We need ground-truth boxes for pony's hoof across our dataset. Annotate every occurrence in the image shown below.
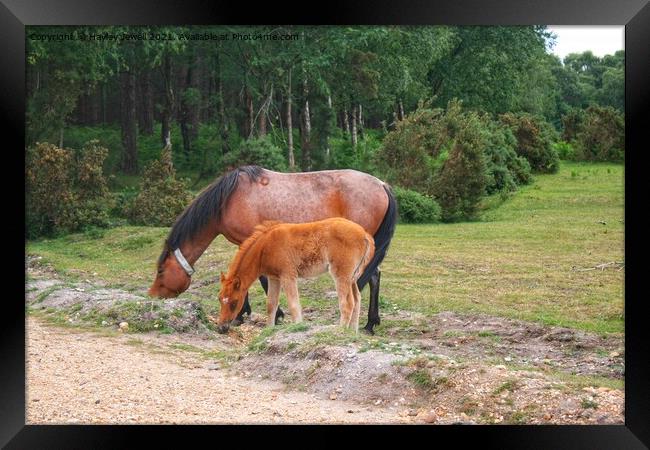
[362,324,376,335]
[274,309,285,325]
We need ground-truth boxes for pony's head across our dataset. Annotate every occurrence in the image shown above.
[148,245,192,299]
[216,272,246,333]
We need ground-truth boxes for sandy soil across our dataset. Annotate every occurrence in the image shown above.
[26,317,419,424]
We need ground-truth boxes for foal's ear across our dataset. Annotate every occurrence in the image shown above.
[233,277,241,290]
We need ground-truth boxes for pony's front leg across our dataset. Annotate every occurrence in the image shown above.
[282,278,303,323]
[266,277,281,327]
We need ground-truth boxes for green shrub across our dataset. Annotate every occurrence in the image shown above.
[431,110,490,221]
[378,100,492,220]
[128,145,194,226]
[573,106,624,162]
[499,113,559,173]
[553,141,576,161]
[375,102,448,193]
[561,108,586,143]
[482,119,532,194]
[393,187,441,223]
[221,136,287,171]
[26,140,113,238]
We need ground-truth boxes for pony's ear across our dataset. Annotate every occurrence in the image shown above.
[233,277,241,290]
[220,272,225,283]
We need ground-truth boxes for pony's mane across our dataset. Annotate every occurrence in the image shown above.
[226,220,283,276]
[157,165,264,268]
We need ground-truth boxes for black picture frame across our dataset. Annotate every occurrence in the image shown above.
[3,0,648,448]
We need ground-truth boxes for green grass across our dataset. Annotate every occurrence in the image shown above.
[27,161,624,336]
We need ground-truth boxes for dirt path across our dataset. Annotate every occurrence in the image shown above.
[25,266,625,425]
[26,317,418,424]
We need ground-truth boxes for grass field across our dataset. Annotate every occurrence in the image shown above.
[27,161,624,335]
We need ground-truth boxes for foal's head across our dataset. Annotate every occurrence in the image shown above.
[216,272,246,333]
[148,246,192,299]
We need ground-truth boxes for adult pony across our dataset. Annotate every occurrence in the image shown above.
[148,165,397,334]
[216,218,375,334]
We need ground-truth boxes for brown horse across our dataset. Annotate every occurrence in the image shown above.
[216,218,375,334]
[148,165,397,334]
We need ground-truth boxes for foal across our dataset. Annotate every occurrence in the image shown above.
[216,218,375,334]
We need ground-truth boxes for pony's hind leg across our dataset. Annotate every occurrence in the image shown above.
[266,277,281,327]
[282,278,303,323]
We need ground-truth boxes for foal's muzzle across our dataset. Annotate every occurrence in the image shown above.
[217,323,230,334]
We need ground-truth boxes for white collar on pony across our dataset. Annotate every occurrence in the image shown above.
[174,248,195,276]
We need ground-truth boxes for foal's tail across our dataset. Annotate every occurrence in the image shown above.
[356,184,398,289]
[353,235,375,282]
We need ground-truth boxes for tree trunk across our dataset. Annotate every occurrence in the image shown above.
[258,88,267,138]
[343,108,350,135]
[179,52,200,156]
[398,99,405,121]
[287,68,295,169]
[216,53,228,155]
[187,52,201,143]
[161,53,174,148]
[300,72,311,171]
[245,87,254,139]
[358,103,364,140]
[120,70,138,174]
[138,70,154,135]
[351,104,358,148]
[325,95,332,163]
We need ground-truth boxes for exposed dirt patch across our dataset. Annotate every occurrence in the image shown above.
[397,310,624,379]
[25,266,624,424]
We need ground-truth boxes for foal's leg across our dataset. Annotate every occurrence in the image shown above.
[266,277,281,327]
[351,282,362,333]
[260,276,285,324]
[335,280,355,328]
[282,278,303,323]
[234,276,285,326]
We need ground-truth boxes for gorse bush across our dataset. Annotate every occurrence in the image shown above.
[393,187,441,223]
[128,145,194,226]
[26,140,113,238]
[482,118,532,194]
[571,106,624,162]
[221,136,288,172]
[498,112,559,173]
[377,99,530,221]
[376,102,448,193]
[431,108,490,221]
[561,108,586,143]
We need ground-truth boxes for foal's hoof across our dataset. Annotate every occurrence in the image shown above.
[362,324,376,335]
[231,317,244,327]
[274,309,285,325]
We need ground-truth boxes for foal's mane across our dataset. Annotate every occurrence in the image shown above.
[157,165,264,268]
[227,220,283,276]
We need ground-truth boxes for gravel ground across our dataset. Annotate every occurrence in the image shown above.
[26,317,419,424]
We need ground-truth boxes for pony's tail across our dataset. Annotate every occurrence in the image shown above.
[357,184,397,289]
